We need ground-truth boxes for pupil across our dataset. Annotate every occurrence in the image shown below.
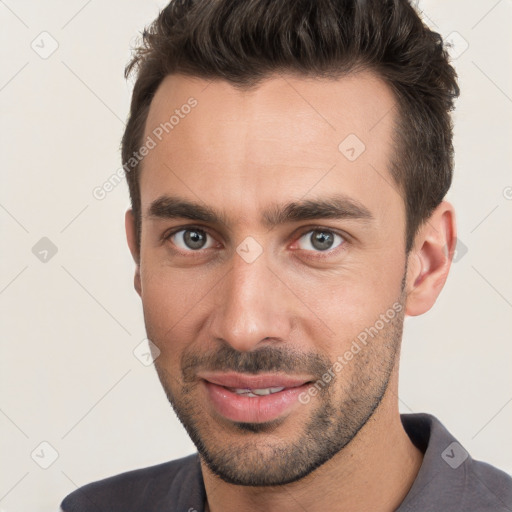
[184,230,206,249]
[312,231,333,251]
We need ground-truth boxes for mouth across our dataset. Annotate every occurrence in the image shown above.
[199,372,314,424]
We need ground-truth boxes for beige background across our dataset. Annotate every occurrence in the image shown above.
[1,1,511,510]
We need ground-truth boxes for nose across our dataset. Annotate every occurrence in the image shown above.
[209,249,294,352]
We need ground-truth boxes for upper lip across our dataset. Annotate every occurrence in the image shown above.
[199,372,312,389]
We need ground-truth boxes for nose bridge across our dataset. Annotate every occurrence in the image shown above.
[210,249,293,352]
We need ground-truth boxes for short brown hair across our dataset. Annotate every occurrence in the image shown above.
[122,0,459,252]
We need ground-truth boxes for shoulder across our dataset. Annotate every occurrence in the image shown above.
[60,453,203,512]
[465,457,512,511]
[400,413,512,511]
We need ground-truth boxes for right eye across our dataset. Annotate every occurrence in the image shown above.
[166,227,218,252]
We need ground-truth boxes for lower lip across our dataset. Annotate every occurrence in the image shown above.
[204,381,310,424]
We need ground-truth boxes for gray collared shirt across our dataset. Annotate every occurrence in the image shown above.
[61,413,512,511]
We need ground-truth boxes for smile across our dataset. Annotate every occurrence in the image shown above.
[199,372,313,423]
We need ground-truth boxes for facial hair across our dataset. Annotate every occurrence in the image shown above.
[151,287,406,487]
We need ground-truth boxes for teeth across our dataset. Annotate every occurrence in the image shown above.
[231,387,285,396]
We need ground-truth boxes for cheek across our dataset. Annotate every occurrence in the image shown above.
[289,260,404,356]
[139,262,217,354]
[139,268,184,350]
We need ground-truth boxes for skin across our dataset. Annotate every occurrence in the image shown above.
[126,71,457,512]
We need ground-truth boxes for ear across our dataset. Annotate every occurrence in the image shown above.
[125,209,142,297]
[404,200,457,316]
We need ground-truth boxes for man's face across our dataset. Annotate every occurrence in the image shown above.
[132,71,408,485]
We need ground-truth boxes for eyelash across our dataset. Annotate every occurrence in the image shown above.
[163,225,349,260]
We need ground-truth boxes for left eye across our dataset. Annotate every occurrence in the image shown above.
[169,228,217,251]
[296,229,344,252]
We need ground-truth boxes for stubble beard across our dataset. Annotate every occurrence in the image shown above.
[150,293,405,487]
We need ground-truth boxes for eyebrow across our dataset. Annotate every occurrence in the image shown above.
[147,194,374,228]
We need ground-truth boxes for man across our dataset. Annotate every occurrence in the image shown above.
[61,0,512,510]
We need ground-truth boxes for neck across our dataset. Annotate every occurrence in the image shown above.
[201,371,423,512]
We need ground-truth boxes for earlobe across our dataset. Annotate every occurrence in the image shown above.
[405,201,457,316]
[125,209,142,297]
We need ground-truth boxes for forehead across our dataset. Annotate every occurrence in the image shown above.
[140,71,400,228]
